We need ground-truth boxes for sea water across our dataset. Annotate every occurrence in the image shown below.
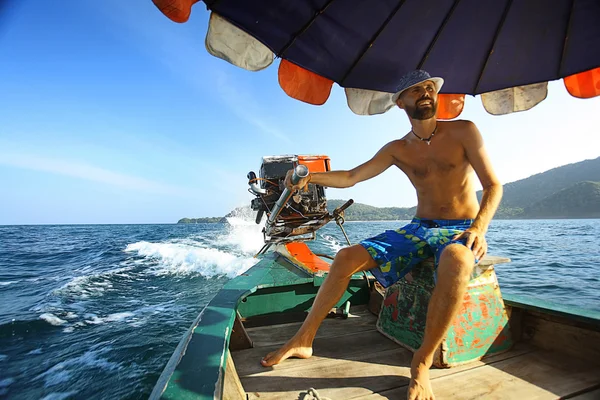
[1,217,599,399]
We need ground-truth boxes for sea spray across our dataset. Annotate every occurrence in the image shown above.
[125,208,263,277]
[220,206,265,255]
[124,241,257,277]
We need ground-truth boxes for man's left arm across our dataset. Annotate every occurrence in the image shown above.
[455,121,503,259]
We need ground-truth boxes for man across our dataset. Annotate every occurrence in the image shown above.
[261,70,503,400]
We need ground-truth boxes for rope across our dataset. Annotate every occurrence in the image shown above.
[299,388,332,400]
[334,214,371,289]
[248,177,279,187]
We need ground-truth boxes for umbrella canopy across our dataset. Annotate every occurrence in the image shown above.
[152,0,600,118]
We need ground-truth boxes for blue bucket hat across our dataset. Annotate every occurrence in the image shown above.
[392,70,444,103]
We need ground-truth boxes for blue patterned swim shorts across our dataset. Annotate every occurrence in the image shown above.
[359,217,476,288]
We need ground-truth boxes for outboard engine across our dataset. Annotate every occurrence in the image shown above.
[247,155,332,241]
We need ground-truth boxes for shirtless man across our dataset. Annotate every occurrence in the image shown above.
[261,70,503,400]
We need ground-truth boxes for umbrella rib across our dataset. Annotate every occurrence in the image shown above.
[558,0,576,77]
[473,0,513,94]
[416,0,461,71]
[339,0,408,86]
[277,0,337,58]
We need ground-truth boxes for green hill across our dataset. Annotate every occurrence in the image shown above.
[482,157,600,208]
[326,199,416,221]
[524,181,600,218]
[479,156,600,219]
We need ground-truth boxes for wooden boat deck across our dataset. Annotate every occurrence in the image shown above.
[232,307,600,400]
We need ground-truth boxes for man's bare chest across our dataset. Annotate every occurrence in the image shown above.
[392,142,467,181]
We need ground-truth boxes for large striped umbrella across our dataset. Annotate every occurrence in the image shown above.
[152,0,600,119]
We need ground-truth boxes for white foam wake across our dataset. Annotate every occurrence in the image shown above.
[124,241,257,278]
[320,233,345,253]
[216,206,265,254]
[83,312,135,325]
[38,344,120,390]
[51,265,133,300]
[39,313,67,326]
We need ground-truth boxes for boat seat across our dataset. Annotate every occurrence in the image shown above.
[376,255,514,368]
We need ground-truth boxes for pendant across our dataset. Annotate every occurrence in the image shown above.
[426,141,431,145]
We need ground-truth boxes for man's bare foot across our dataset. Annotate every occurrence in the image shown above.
[260,338,313,367]
[408,354,435,400]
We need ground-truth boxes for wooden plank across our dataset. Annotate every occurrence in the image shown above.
[357,350,600,400]
[244,348,411,400]
[504,294,600,327]
[368,282,385,316]
[244,308,376,348]
[242,345,533,400]
[523,314,600,366]
[229,312,253,351]
[479,255,511,266]
[223,352,246,400]
[569,387,600,399]
[233,330,401,377]
[237,324,532,400]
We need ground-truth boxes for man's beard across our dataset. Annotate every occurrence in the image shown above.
[406,100,437,120]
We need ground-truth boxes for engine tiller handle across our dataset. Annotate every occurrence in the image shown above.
[265,164,310,236]
[333,199,354,216]
[291,164,309,185]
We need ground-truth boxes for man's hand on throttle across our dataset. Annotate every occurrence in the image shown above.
[284,170,310,191]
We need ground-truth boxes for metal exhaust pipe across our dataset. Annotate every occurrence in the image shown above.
[265,164,309,236]
[247,171,267,195]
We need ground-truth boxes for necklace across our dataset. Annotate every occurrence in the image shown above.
[411,124,438,145]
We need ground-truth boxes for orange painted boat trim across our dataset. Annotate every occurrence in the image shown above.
[283,242,330,273]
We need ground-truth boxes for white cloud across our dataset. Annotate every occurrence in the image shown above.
[0,152,194,197]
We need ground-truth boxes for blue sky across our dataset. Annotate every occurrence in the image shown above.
[1,0,599,225]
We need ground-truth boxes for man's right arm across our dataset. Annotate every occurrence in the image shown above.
[287,142,397,190]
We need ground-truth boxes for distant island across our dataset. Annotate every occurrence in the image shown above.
[177,217,226,224]
[177,208,244,224]
[178,156,600,223]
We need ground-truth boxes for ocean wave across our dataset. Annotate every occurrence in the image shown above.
[83,312,135,325]
[124,241,258,278]
[56,275,112,299]
[40,313,68,326]
[38,345,121,389]
[32,299,179,334]
[52,266,133,300]
[43,369,71,387]
[0,318,61,339]
[0,378,15,397]
[0,378,14,387]
[40,391,78,400]
[1,309,140,338]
